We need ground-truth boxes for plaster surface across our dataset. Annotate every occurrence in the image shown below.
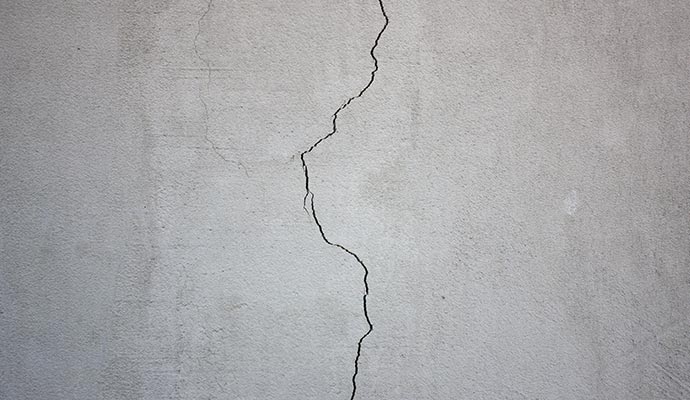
[2,1,690,399]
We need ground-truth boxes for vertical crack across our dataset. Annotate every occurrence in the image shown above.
[194,0,248,176]
[194,0,221,159]
[299,1,389,399]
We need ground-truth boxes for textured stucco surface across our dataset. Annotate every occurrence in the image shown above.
[2,1,690,399]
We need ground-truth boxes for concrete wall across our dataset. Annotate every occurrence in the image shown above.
[2,1,689,399]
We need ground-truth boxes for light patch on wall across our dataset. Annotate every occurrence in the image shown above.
[563,189,579,216]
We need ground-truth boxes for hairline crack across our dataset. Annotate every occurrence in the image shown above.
[194,0,249,176]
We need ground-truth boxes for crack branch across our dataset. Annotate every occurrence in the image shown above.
[299,1,389,399]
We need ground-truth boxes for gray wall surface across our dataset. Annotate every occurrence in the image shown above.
[2,1,690,399]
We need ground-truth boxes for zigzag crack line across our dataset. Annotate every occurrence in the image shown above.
[194,0,249,176]
[299,1,388,399]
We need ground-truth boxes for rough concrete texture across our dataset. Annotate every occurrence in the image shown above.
[2,0,690,399]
